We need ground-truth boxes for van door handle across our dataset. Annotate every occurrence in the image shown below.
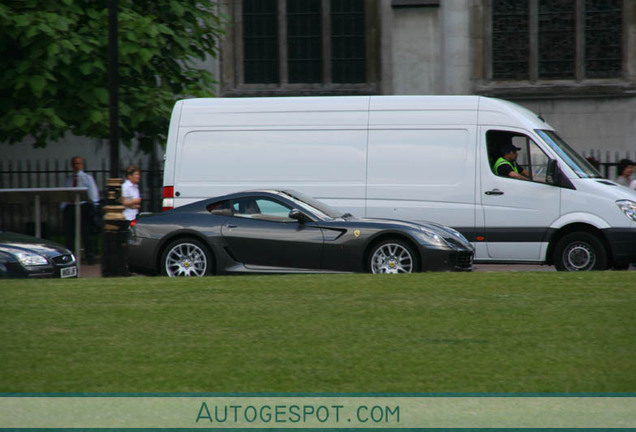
[485,189,504,196]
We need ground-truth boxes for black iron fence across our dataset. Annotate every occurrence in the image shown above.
[0,158,163,238]
[581,150,636,179]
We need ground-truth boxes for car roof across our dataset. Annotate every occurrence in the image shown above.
[171,190,293,213]
[208,189,292,202]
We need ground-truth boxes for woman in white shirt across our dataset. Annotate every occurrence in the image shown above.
[121,165,142,221]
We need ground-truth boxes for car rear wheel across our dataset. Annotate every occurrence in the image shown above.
[161,238,212,277]
[553,232,607,271]
[368,240,418,274]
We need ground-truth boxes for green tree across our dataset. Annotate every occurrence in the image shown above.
[0,0,224,152]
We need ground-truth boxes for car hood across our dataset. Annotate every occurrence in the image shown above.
[331,217,471,246]
[0,232,71,257]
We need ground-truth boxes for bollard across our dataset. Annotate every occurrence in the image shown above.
[101,177,129,277]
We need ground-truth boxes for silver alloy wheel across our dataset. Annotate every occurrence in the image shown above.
[370,242,414,274]
[562,241,596,271]
[164,242,208,277]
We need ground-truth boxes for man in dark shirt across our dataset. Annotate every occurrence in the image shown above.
[494,143,530,180]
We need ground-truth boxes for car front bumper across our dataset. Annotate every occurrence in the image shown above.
[421,249,474,272]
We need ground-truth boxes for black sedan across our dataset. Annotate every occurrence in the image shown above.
[126,190,473,276]
[0,231,78,278]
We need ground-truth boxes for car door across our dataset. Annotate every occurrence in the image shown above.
[220,197,324,269]
[479,128,561,260]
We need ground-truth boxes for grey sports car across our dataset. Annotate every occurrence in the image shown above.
[126,190,473,276]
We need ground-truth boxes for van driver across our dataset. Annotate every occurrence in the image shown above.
[494,143,530,180]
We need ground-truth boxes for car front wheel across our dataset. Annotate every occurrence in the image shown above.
[368,240,418,274]
[553,232,607,271]
[160,238,212,277]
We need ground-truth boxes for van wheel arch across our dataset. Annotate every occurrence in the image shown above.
[157,234,216,276]
[547,224,610,271]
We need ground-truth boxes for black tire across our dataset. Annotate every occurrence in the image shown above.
[368,239,419,274]
[160,238,213,277]
[553,232,608,271]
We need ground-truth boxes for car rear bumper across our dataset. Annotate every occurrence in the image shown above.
[126,237,161,275]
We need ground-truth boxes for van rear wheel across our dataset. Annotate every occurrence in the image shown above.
[553,232,607,271]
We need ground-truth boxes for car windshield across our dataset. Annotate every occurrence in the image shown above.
[535,129,602,179]
[281,190,344,219]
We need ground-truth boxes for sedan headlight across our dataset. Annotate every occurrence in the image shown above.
[0,247,49,266]
[17,251,48,266]
[616,200,636,222]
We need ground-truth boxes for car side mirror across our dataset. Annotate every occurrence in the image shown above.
[288,208,309,223]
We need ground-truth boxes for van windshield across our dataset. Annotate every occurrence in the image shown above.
[535,130,602,179]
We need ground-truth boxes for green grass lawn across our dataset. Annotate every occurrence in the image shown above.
[0,272,634,393]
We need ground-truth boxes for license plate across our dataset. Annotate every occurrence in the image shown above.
[61,266,78,278]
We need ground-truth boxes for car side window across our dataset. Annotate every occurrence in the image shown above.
[232,198,294,222]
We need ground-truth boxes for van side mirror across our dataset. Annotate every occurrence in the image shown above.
[546,159,575,189]
[288,208,310,223]
[546,159,557,185]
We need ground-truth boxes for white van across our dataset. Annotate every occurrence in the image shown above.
[162,96,636,271]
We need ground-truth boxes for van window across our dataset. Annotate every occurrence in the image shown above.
[516,138,551,183]
[487,130,551,184]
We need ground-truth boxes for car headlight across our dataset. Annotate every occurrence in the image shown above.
[16,251,49,266]
[616,200,636,222]
[445,226,470,244]
[418,228,448,248]
[0,247,49,266]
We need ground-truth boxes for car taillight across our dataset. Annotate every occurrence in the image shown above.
[162,186,174,211]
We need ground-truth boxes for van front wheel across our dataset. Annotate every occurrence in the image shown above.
[553,232,607,271]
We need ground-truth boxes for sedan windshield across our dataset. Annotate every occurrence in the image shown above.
[281,190,344,219]
[535,129,602,179]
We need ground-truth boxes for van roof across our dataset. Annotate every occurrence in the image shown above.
[175,96,552,130]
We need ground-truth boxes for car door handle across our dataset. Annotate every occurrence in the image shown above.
[225,223,237,228]
[485,189,504,196]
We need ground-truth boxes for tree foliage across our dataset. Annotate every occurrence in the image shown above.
[0,0,224,152]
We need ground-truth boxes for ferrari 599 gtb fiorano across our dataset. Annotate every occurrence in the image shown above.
[126,190,473,276]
